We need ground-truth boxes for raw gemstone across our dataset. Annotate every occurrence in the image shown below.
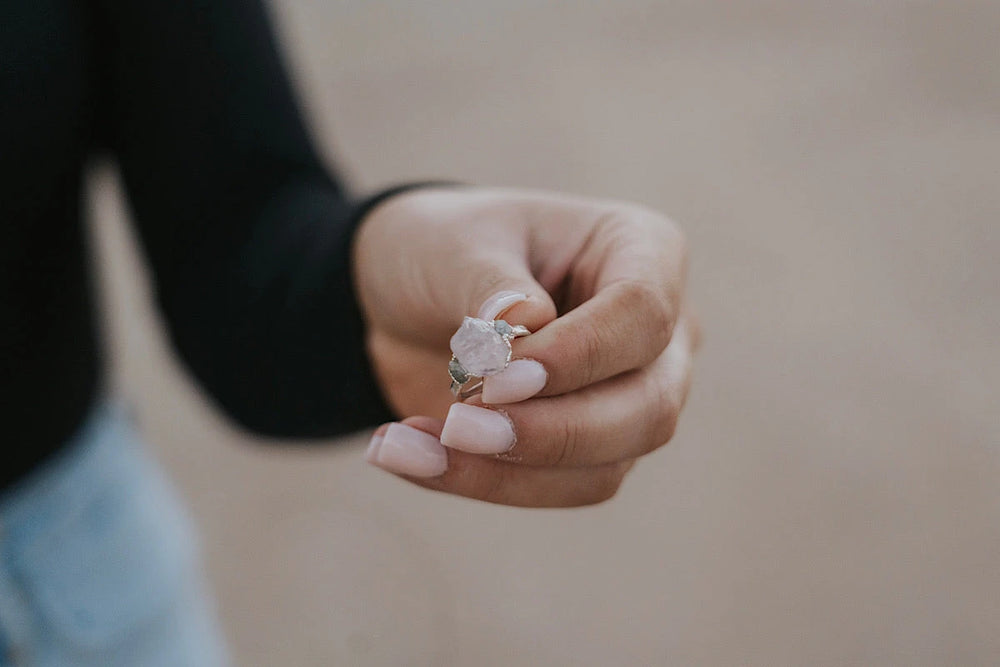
[494,319,513,337]
[450,316,510,376]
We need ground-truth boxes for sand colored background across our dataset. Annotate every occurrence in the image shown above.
[88,1,998,664]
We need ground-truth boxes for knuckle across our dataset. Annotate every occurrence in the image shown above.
[580,468,627,506]
[608,200,683,238]
[636,280,672,322]
[617,279,655,311]
[602,200,655,224]
[581,323,607,386]
[596,199,685,251]
[651,393,679,448]
[644,374,680,450]
[595,479,624,504]
[549,413,585,466]
[619,280,673,350]
[654,405,679,447]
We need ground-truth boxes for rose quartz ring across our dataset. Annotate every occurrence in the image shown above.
[448,293,531,399]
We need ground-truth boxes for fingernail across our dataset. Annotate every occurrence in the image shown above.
[369,424,448,477]
[477,290,527,321]
[482,359,547,404]
[440,403,515,454]
[364,433,384,463]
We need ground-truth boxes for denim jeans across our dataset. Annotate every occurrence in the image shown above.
[0,401,229,666]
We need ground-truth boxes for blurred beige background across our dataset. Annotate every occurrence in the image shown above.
[88,1,999,665]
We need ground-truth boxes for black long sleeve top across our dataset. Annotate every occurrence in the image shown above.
[1,0,400,489]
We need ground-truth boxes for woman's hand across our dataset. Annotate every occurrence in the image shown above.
[353,187,698,507]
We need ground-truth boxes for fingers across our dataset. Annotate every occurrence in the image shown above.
[414,453,633,508]
[416,191,561,336]
[354,187,561,342]
[452,258,558,336]
[512,206,687,397]
[367,417,634,507]
[513,279,675,397]
[366,318,693,504]
[361,192,695,506]
[450,317,696,467]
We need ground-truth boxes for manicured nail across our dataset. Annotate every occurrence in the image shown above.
[440,403,515,454]
[477,290,527,321]
[482,359,547,404]
[369,424,448,477]
[364,433,384,464]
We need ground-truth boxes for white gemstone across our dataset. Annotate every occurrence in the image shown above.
[450,317,510,376]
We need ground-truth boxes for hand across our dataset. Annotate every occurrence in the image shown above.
[353,187,698,507]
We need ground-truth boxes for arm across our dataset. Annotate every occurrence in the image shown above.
[96,0,699,507]
[97,0,393,435]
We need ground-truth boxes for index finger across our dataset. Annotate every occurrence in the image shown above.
[499,208,686,397]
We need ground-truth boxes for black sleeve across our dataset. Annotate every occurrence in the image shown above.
[95,0,401,436]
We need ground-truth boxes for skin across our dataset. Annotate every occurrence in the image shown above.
[353,187,699,507]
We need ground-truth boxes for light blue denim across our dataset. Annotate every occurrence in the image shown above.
[0,401,229,666]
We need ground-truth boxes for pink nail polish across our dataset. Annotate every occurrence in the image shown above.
[365,433,384,464]
[482,359,547,404]
[370,424,448,477]
[440,403,515,454]
[477,290,528,321]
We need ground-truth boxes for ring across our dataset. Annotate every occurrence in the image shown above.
[448,315,531,399]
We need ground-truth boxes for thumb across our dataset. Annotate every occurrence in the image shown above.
[455,252,557,335]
